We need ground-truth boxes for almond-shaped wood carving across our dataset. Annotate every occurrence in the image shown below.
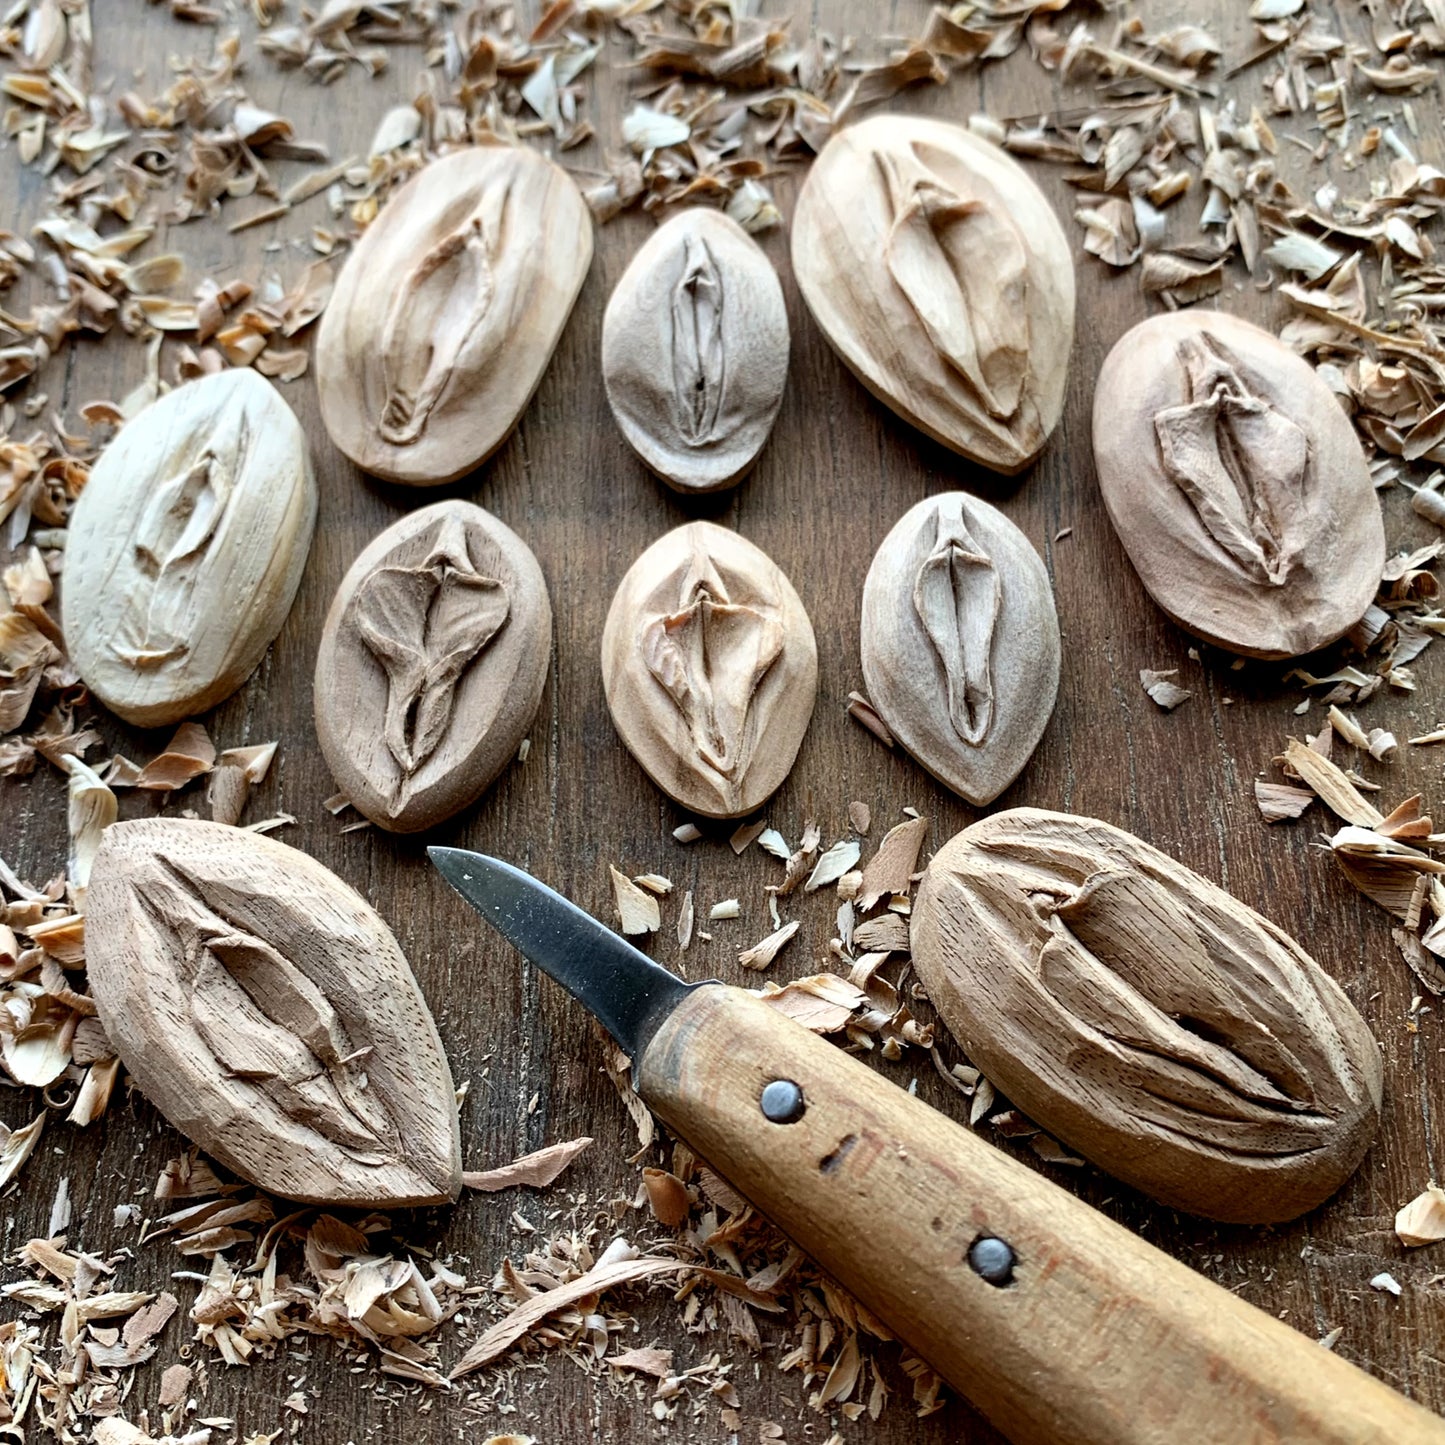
[602,209,789,492]
[1093,311,1386,658]
[86,819,462,1206]
[791,114,1075,475]
[601,521,817,819]
[314,500,551,833]
[316,143,593,485]
[861,493,1059,805]
[62,368,316,728]
[912,809,1384,1223]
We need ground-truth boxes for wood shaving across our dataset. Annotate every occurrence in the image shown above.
[856,816,928,912]
[642,1167,690,1228]
[610,864,660,935]
[851,912,909,955]
[1255,779,1314,822]
[804,839,861,893]
[676,889,694,950]
[737,920,799,972]
[461,1137,593,1192]
[449,1248,685,1380]
[1140,668,1192,710]
[1397,1182,1445,1247]
[845,691,895,747]
[1280,736,1384,827]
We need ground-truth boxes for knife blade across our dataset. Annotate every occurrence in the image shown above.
[430,846,1445,1445]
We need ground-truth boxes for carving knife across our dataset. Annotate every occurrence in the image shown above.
[429,847,1445,1445]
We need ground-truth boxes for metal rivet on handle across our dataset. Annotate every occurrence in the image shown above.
[760,1079,806,1123]
[968,1235,1016,1286]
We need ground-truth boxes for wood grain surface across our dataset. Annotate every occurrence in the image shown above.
[5,2,1445,1442]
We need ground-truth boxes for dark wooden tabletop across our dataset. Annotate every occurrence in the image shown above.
[5,2,1445,1441]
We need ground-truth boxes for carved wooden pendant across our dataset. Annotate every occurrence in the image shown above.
[861,493,1058,805]
[86,818,463,1206]
[912,808,1383,1223]
[601,521,817,819]
[602,209,789,492]
[314,500,551,833]
[316,143,593,485]
[791,114,1075,475]
[1093,311,1386,658]
[62,368,316,728]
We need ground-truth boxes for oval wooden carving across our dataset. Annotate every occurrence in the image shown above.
[861,493,1059,805]
[602,209,789,492]
[62,368,316,728]
[316,143,593,485]
[912,808,1384,1224]
[791,113,1075,475]
[86,818,462,1206]
[1093,311,1386,658]
[601,521,817,819]
[314,499,551,833]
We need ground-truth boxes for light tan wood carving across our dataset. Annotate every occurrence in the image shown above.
[316,142,593,485]
[1093,311,1386,658]
[601,521,816,819]
[861,493,1059,804]
[86,819,462,1206]
[602,209,788,492]
[314,500,551,833]
[791,113,1075,475]
[62,369,315,727]
[911,808,1383,1223]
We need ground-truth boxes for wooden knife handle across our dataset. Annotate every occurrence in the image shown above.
[636,984,1444,1445]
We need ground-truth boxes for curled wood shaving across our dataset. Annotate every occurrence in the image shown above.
[1330,825,1445,918]
[449,1249,684,1380]
[461,1137,593,1192]
[1397,1183,1445,1247]
[642,1167,690,1228]
[845,691,895,747]
[0,1109,44,1187]
[737,920,798,972]
[110,722,216,791]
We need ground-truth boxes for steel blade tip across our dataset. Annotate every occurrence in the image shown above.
[426,846,701,1057]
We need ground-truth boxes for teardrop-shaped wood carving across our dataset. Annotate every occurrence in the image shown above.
[62,369,316,728]
[601,521,817,819]
[911,809,1384,1223]
[791,114,1075,475]
[602,209,789,492]
[861,493,1059,805]
[316,143,593,485]
[1093,311,1386,658]
[314,500,551,833]
[86,819,462,1207]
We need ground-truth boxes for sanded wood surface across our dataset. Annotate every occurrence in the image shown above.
[5,2,1445,1442]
